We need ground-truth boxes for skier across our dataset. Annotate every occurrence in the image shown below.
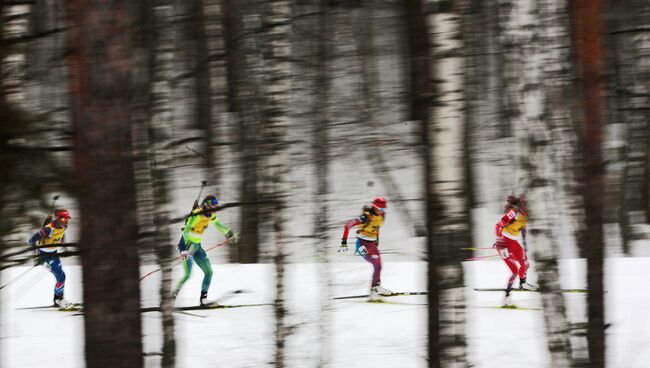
[494,194,537,307]
[172,195,239,305]
[28,209,73,308]
[340,196,393,301]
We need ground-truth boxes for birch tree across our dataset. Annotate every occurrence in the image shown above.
[313,0,332,366]
[611,0,650,254]
[520,1,578,365]
[428,1,470,365]
[149,1,178,365]
[405,1,445,367]
[261,1,292,366]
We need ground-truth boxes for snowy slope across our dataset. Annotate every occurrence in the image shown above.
[2,257,650,368]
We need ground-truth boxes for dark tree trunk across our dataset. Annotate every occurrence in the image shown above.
[221,0,261,263]
[569,1,608,367]
[0,0,6,106]
[176,0,217,171]
[64,1,144,366]
[405,1,442,367]
[610,0,650,254]
[314,0,332,366]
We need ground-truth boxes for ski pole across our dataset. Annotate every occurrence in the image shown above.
[465,254,500,261]
[139,238,231,282]
[461,247,495,251]
[0,265,37,290]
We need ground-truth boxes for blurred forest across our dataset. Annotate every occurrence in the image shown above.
[0,0,648,367]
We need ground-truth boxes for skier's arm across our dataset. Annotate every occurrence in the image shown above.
[495,209,516,237]
[28,227,51,248]
[341,218,362,244]
[210,215,237,240]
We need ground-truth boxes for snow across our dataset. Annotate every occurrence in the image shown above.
[2,256,650,367]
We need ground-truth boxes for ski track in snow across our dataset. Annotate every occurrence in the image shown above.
[2,258,650,367]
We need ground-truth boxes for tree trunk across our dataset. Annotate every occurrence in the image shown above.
[537,0,588,364]
[64,1,144,366]
[611,0,650,254]
[569,1,608,366]
[262,1,292,366]
[404,1,443,367]
[314,0,332,366]
[150,1,178,365]
[176,0,218,175]
[519,1,577,365]
[203,0,229,190]
[427,1,471,366]
[222,0,262,263]
[496,0,529,191]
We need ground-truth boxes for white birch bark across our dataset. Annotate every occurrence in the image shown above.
[150,2,178,366]
[429,2,469,366]
[523,0,576,365]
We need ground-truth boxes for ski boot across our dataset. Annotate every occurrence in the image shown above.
[53,295,73,310]
[369,287,382,302]
[519,278,539,291]
[199,291,209,306]
[502,293,515,308]
[374,284,394,296]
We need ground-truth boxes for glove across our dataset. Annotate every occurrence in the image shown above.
[338,239,348,253]
[180,250,191,260]
[226,230,240,244]
[357,245,368,256]
[32,254,42,267]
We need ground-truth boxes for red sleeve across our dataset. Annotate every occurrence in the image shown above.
[342,218,361,240]
[495,209,516,237]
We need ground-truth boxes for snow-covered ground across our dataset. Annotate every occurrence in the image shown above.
[2,255,649,368]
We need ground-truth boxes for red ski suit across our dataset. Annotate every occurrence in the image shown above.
[495,207,529,289]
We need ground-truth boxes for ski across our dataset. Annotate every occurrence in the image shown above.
[474,288,589,293]
[141,302,272,313]
[333,291,427,300]
[16,304,59,310]
[363,300,426,306]
[491,305,542,311]
[17,303,83,311]
[16,303,83,311]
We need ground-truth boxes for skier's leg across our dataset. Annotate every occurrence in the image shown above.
[46,254,66,299]
[359,239,382,287]
[510,241,536,289]
[512,242,530,280]
[193,247,213,294]
[173,237,195,295]
[497,244,519,290]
